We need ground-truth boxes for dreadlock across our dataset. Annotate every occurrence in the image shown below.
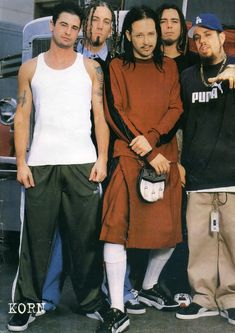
[156,3,188,55]
[82,0,119,57]
[120,6,163,70]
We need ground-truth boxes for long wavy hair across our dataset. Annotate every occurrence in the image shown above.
[156,3,188,55]
[120,6,163,69]
[82,0,118,57]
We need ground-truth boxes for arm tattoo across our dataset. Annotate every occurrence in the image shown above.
[17,90,27,107]
[94,65,104,102]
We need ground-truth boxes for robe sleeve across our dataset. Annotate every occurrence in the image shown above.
[104,59,141,144]
[145,61,183,162]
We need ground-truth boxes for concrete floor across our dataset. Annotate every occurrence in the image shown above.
[0,238,234,333]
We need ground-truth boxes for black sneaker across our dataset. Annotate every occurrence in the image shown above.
[176,302,219,319]
[96,308,129,333]
[7,312,36,331]
[138,283,179,311]
[125,289,146,315]
[220,308,235,325]
[86,299,110,322]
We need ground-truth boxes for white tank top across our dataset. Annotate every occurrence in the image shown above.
[28,52,97,166]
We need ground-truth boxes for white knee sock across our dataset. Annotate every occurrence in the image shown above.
[104,243,126,312]
[142,248,174,290]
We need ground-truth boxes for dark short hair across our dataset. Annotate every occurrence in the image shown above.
[156,3,188,55]
[52,2,84,27]
[120,5,163,69]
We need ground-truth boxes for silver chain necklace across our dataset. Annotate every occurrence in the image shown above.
[200,56,227,88]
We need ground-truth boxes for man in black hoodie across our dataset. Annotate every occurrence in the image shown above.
[176,13,235,325]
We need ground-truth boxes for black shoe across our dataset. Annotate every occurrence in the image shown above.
[125,289,146,315]
[7,312,36,331]
[138,283,179,311]
[96,308,129,333]
[176,302,219,319]
[220,308,235,325]
[86,299,110,322]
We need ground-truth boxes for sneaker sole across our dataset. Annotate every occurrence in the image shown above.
[176,310,219,320]
[126,308,146,315]
[138,296,179,311]
[220,310,235,325]
[35,307,56,317]
[35,309,46,317]
[86,311,103,322]
[7,315,36,332]
[115,318,130,333]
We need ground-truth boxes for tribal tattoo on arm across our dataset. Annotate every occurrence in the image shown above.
[94,65,104,104]
[17,90,27,107]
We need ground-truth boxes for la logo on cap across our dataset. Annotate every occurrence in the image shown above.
[196,16,202,24]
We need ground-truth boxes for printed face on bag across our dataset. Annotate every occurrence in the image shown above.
[125,18,157,59]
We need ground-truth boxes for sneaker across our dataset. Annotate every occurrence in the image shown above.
[174,293,192,308]
[35,301,56,317]
[138,283,179,311]
[220,308,235,325]
[176,302,219,319]
[125,289,146,315]
[7,312,36,331]
[86,299,110,322]
[96,308,129,333]
[125,298,146,315]
[35,308,46,317]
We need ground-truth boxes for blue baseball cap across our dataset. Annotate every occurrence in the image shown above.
[188,13,223,38]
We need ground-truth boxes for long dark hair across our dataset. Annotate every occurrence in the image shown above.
[52,2,84,27]
[156,3,188,55]
[120,6,163,69]
[83,0,118,57]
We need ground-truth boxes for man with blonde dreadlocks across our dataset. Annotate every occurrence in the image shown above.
[77,0,145,317]
[78,0,118,71]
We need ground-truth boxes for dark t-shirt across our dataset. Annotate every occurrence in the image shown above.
[174,50,199,74]
[181,56,235,190]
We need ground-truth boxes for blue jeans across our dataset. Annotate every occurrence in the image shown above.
[42,229,62,311]
[102,264,134,303]
[124,264,135,303]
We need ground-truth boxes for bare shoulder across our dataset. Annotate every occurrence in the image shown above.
[18,57,38,82]
[83,57,103,80]
[84,57,102,73]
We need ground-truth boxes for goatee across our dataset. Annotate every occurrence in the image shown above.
[201,56,214,66]
[162,38,176,46]
[91,36,101,47]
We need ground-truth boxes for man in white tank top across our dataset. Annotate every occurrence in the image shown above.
[41,1,146,320]
[8,3,109,332]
